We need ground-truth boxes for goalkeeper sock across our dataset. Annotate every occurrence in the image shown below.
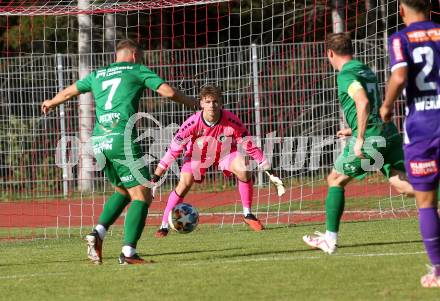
[162,191,184,226]
[238,179,253,213]
[123,200,149,248]
[98,191,130,229]
[243,207,251,216]
[325,186,345,233]
[419,207,440,271]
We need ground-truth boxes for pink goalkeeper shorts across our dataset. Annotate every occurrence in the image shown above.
[180,151,240,183]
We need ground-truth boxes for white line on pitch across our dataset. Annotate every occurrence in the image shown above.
[181,250,426,266]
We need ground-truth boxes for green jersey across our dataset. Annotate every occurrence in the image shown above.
[337,59,398,139]
[76,62,165,136]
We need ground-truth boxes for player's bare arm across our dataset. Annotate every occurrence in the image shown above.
[41,83,81,115]
[336,128,352,137]
[352,87,370,158]
[156,83,198,110]
[380,66,408,123]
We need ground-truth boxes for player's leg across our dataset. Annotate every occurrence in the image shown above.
[388,169,414,196]
[226,152,264,231]
[118,184,153,265]
[303,169,352,254]
[417,190,440,288]
[103,136,154,264]
[404,139,440,287]
[303,142,363,254]
[380,136,414,197]
[85,154,130,264]
[155,170,195,237]
[86,185,130,264]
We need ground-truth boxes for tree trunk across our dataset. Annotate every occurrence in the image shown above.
[332,0,345,33]
[77,0,93,192]
[105,13,116,53]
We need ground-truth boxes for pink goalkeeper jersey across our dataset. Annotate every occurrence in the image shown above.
[159,110,268,170]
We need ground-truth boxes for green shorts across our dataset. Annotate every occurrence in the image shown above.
[334,135,405,180]
[92,134,150,188]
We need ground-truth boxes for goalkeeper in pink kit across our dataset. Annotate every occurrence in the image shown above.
[151,85,285,237]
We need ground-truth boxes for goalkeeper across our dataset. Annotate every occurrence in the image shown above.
[151,85,285,237]
[41,39,196,264]
[303,33,414,254]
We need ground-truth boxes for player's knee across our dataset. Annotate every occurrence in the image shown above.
[327,172,348,187]
[326,173,339,186]
[235,171,250,182]
[127,185,151,203]
[115,186,129,196]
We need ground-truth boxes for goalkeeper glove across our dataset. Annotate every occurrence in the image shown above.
[150,174,162,198]
[264,169,286,197]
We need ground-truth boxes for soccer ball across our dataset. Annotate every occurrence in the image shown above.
[168,203,199,234]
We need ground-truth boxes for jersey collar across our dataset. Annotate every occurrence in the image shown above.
[201,110,223,128]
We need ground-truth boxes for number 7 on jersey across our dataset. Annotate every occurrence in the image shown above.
[102,78,121,110]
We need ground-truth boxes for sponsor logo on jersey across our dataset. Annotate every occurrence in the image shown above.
[121,175,134,183]
[409,160,438,176]
[343,163,357,173]
[99,112,121,124]
[92,138,114,154]
[96,66,134,79]
[407,28,440,43]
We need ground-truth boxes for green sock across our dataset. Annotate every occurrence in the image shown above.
[325,186,345,233]
[123,200,149,248]
[98,191,130,229]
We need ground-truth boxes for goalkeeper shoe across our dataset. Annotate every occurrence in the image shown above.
[244,214,264,232]
[421,265,440,288]
[302,231,337,255]
[154,227,169,238]
[85,230,103,264]
[118,253,154,265]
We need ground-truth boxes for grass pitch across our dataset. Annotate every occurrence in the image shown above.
[0,218,438,301]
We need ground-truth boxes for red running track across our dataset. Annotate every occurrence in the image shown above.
[0,183,413,228]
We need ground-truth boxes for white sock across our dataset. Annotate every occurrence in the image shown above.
[122,245,136,257]
[161,222,169,229]
[243,207,251,216]
[325,230,338,243]
[95,224,107,240]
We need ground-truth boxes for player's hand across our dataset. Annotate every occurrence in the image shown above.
[41,100,54,115]
[264,169,286,197]
[354,137,365,159]
[336,128,352,138]
[380,104,393,123]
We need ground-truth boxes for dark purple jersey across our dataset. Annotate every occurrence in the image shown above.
[389,21,440,143]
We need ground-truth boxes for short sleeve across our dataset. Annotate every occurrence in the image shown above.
[388,33,409,72]
[138,65,165,91]
[76,72,94,93]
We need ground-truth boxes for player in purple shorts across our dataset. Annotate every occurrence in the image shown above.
[380,0,440,288]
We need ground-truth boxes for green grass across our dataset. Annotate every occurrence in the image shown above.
[0,219,438,301]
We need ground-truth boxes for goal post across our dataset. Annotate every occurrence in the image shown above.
[0,0,425,239]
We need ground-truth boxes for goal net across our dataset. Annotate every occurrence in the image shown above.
[0,0,430,239]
